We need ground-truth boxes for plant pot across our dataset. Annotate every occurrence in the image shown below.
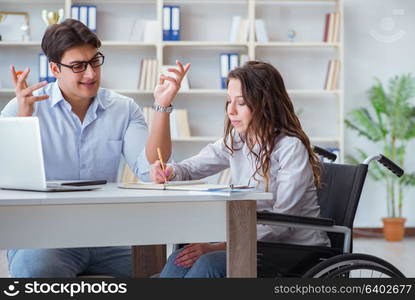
[382,217,406,241]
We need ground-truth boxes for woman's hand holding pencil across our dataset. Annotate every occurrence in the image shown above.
[150,160,173,183]
[150,147,173,183]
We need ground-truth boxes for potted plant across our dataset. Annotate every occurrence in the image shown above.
[345,74,415,241]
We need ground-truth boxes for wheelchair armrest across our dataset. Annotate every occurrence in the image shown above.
[257,211,335,227]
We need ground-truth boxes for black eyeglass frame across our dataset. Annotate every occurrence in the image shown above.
[56,52,105,73]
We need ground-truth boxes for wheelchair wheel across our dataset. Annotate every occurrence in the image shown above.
[302,253,405,278]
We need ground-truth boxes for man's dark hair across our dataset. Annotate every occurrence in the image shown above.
[41,18,101,63]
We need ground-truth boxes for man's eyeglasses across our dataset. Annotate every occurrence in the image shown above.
[56,52,105,73]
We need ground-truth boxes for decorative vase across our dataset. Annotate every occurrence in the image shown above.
[382,217,406,241]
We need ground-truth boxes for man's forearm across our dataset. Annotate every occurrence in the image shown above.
[145,111,172,163]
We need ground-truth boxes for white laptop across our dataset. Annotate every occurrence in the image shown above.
[0,117,106,192]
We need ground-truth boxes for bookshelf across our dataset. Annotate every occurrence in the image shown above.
[0,0,344,170]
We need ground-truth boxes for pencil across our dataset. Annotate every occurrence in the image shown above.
[157,147,167,182]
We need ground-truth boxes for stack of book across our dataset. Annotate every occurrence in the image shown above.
[138,59,158,91]
[142,106,191,139]
[71,5,96,32]
[229,16,249,43]
[163,5,180,41]
[138,62,191,91]
[323,12,340,42]
[129,19,158,42]
[324,59,340,90]
[220,53,249,89]
[255,19,269,42]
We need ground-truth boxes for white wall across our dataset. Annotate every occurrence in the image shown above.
[344,0,415,227]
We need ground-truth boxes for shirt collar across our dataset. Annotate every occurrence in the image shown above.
[49,81,65,108]
[94,88,110,111]
[49,83,109,111]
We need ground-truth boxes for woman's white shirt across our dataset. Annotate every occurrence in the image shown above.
[170,134,330,247]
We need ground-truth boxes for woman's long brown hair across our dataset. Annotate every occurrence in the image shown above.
[224,61,321,188]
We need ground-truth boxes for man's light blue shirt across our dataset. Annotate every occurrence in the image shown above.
[1,82,150,182]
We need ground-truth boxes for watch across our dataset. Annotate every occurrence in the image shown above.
[152,103,173,113]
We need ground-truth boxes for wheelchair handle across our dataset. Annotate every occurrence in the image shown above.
[363,154,404,177]
[313,146,337,162]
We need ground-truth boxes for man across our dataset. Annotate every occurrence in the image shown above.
[1,19,189,277]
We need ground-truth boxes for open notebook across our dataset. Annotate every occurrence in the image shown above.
[118,180,253,192]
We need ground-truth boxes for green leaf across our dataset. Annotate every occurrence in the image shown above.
[389,74,415,105]
[368,78,389,114]
[399,172,415,186]
[346,109,385,141]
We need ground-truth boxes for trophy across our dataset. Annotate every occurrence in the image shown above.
[42,8,64,25]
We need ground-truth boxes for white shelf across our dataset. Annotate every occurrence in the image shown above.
[310,137,340,143]
[115,89,227,95]
[173,136,220,142]
[162,41,248,47]
[0,41,156,47]
[0,41,41,47]
[256,0,337,4]
[174,136,338,143]
[0,88,340,97]
[0,41,340,48]
[288,89,340,95]
[113,89,339,96]
[0,0,344,162]
[164,0,248,4]
[255,42,340,48]
[0,0,64,3]
[0,89,14,95]
[101,41,157,47]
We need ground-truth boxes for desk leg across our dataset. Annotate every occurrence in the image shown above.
[226,200,257,278]
[132,245,166,278]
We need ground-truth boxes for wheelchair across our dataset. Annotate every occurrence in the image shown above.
[256,146,406,278]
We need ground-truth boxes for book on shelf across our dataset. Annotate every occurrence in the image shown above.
[171,6,180,41]
[143,20,158,43]
[163,5,181,41]
[219,53,249,89]
[324,59,340,90]
[323,12,340,43]
[229,16,249,43]
[129,19,158,42]
[71,5,96,32]
[229,16,241,43]
[255,19,269,43]
[142,107,191,139]
[138,59,158,90]
[39,53,56,83]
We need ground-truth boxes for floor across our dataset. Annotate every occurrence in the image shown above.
[1,238,414,277]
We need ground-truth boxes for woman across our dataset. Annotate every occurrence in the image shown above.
[151,61,330,277]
